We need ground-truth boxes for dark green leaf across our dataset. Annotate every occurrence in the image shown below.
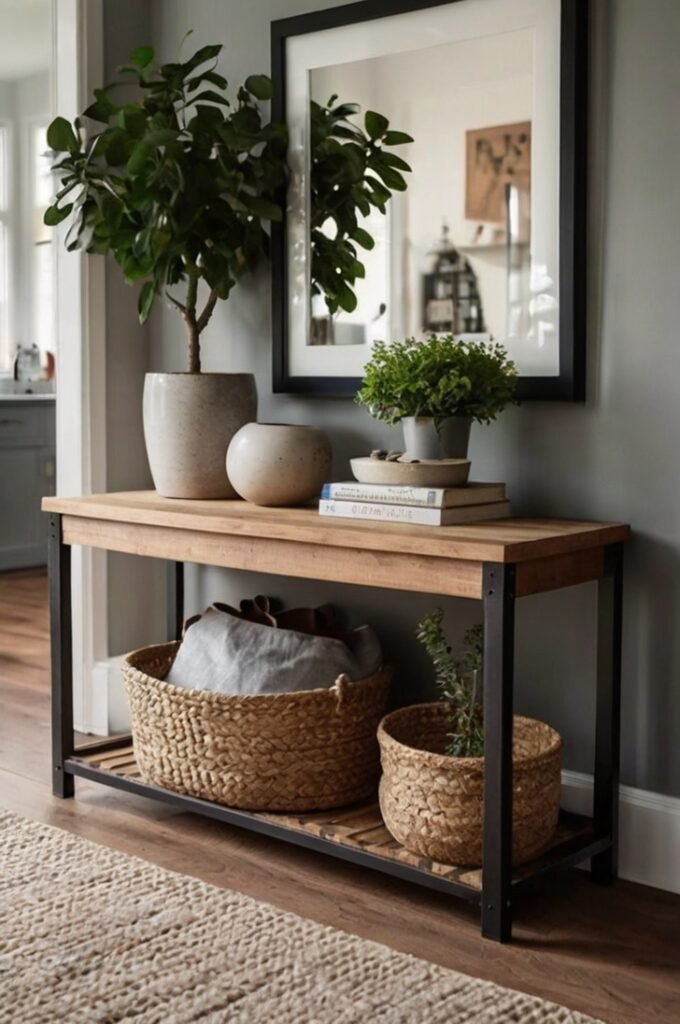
[47,117,79,155]
[372,164,407,190]
[127,141,155,176]
[187,69,227,92]
[351,226,374,250]
[382,130,414,146]
[83,102,112,124]
[189,89,230,107]
[130,45,154,69]
[335,280,358,312]
[240,194,282,221]
[138,280,156,323]
[182,44,222,74]
[44,203,73,226]
[365,110,389,139]
[378,151,411,172]
[244,74,272,101]
[330,102,360,119]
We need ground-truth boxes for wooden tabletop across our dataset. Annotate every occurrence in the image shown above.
[43,490,629,564]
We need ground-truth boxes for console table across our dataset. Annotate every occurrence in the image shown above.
[42,491,629,942]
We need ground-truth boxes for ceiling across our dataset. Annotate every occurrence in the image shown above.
[0,0,51,81]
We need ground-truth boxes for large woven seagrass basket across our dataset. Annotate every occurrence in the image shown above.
[123,641,392,812]
[378,702,561,866]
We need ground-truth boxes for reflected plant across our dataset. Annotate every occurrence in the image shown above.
[310,95,413,315]
[417,610,485,758]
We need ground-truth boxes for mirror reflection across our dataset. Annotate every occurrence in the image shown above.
[304,26,544,370]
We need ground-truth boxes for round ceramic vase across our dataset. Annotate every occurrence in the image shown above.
[143,372,257,499]
[226,423,332,506]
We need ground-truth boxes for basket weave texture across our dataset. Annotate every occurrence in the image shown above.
[378,702,561,866]
[123,642,392,812]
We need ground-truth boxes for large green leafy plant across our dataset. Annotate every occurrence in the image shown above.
[44,40,286,372]
[356,335,518,425]
[310,95,412,315]
[417,610,484,758]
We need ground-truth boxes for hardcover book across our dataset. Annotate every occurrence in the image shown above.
[318,499,511,527]
[320,481,505,508]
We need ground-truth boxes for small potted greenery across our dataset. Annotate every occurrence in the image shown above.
[355,335,518,460]
[377,610,562,867]
[44,40,286,498]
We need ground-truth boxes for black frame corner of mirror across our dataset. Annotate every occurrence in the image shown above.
[271,0,589,402]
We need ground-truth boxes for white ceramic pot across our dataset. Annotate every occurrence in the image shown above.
[226,423,332,506]
[143,372,257,499]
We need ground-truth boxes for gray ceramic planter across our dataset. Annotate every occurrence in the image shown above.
[143,372,257,499]
[401,417,441,460]
[437,416,472,458]
[401,415,472,460]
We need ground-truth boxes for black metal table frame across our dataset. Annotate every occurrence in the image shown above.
[48,512,623,943]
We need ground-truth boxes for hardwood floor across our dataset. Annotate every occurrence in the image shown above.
[0,569,678,1024]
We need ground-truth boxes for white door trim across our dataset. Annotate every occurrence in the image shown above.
[53,0,109,734]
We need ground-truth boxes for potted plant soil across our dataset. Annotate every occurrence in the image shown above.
[356,335,518,460]
[377,610,561,866]
[45,41,286,498]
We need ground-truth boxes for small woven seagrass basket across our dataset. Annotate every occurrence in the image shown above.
[123,641,392,812]
[378,702,561,866]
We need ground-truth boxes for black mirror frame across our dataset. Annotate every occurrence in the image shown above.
[271,0,588,401]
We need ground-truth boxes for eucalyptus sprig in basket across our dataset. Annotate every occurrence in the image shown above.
[377,609,562,866]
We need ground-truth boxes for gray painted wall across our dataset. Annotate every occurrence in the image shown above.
[140,0,680,797]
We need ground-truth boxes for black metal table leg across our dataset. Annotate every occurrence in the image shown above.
[166,561,185,641]
[49,514,74,798]
[591,542,624,883]
[481,562,516,942]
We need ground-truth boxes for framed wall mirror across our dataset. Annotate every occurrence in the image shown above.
[271,0,587,400]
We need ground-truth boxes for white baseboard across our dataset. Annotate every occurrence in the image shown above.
[561,770,680,894]
[77,656,129,736]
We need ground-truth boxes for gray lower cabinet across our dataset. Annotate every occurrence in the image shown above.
[0,398,56,570]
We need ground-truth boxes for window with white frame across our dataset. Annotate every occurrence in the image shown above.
[30,122,54,358]
[0,122,11,372]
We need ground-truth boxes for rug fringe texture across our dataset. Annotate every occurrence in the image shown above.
[0,811,603,1024]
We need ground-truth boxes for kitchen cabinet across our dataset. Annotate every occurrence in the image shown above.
[0,397,56,570]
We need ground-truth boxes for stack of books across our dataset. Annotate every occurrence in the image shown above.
[318,481,510,526]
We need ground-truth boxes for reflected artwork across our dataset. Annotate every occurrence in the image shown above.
[303,28,538,367]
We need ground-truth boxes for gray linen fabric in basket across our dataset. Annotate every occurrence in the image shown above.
[166,606,383,695]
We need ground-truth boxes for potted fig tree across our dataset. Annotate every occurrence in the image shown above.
[45,41,286,498]
[355,334,518,460]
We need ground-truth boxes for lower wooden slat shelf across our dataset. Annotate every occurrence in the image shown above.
[68,742,610,902]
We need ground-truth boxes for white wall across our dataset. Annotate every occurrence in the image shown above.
[144,0,680,801]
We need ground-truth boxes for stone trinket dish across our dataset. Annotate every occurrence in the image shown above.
[350,456,471,488]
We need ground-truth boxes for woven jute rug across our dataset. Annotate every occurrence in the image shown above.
[0,811,602,1024]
